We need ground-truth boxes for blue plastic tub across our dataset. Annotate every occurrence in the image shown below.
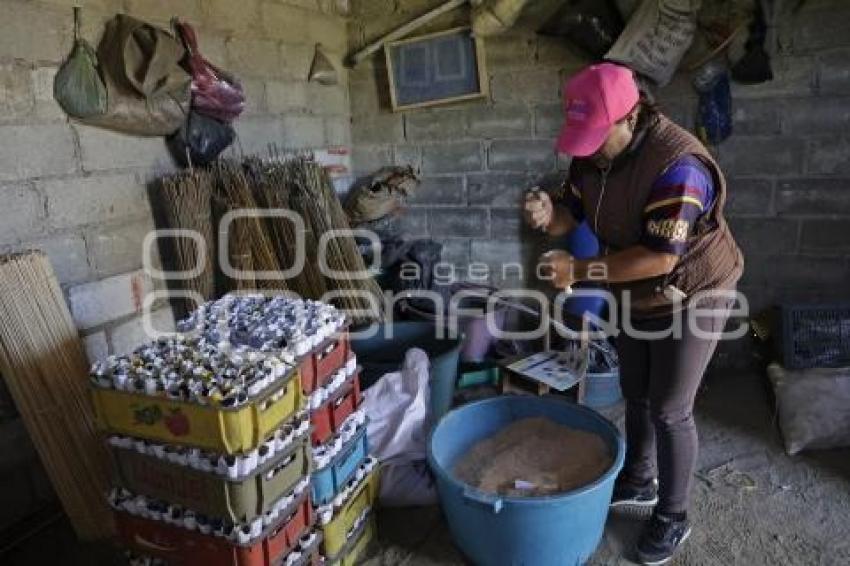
[582,369,622,409]
[350,322,462,421]
[428,396,624,566]
[312,426,368,505]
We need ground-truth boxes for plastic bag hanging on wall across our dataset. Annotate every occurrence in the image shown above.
[309,44,338,86]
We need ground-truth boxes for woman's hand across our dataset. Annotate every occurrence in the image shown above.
[539,250,578,290]
[524,190,553,231]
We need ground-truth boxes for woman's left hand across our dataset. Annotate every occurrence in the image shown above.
[538,250,578,290]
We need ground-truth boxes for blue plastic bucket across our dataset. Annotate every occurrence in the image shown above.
[350,322,462,421]
[428,396,624,566]
[582,369,622,409]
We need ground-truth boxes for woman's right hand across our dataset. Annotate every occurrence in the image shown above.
[524,190,554,231]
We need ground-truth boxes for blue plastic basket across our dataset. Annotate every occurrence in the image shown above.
[777,303,850,369]
[312,426,369,505]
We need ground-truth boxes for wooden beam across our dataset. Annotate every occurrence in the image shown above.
[346,0,469,68]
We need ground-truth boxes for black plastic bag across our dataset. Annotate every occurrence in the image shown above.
[537,0,623,59]
[167,111,235,167]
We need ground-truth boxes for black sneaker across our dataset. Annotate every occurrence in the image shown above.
[636,512,692,565]
[610,475,659,512]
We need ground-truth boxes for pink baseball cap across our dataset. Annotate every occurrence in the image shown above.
[556,63,640,158]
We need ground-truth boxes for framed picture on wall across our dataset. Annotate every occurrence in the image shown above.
[385,27,489,112]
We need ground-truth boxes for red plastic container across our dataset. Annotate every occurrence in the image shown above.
[115,490,313,566]
[310,373,361,446]
[300,333,350,394]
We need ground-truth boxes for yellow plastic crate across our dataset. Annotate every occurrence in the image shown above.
[92,370,303,454]
[320,467,380,557]
[324,516,376,566]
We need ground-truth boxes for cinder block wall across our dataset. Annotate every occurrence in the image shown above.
[0,0,350,531]
[348,0,850,318]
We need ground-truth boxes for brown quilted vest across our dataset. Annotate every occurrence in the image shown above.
[569,113,744,318]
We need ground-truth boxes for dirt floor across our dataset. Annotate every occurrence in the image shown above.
[364,369,850,566]
[2,369,849,565]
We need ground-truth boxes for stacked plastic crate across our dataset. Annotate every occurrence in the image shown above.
[303,326,379,565]
[89,296,354,566]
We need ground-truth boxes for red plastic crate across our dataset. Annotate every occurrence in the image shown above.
[115,490,313,566]
[300,333,350,394]
[310,373,361,446]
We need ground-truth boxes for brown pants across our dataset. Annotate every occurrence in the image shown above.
[616,298,732,515]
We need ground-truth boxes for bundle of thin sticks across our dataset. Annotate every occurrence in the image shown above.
[210,161,288,294]
[283,157,384,322]
[156,170,216,315]
[0,252,113,540]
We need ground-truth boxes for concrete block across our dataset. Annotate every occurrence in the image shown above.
[393,145,422,170]
[261,2,313,44]
[726,178,774,216]
[87,220,157,278]
[536,36,586,71]
[198,34,228,67]
[491,70,561,104]
[470,239,534,285]
[0,125,77,182]
[349,78,384,117]
[436,238,470,266]
[266,81,308,112]
[307,83,349,116]
[83,331,109,364]
[226,37,285,79]
[126,0,203,22]
[484,34,536,70]
[282,115,326,148]
[280,0,321,10]
[109,307,176,355]
[233,116,284,155]
[408,177,465,206]
[307,11,348,53]
[406,110,468,142]
[352,113,404,145]
[784,96,850,134]
[534,103,563,138]
[422,142,483,174]
[728,217,799,257]
[44,173,150,230]
[819,49,850,94]
[0,3,68,64]
[467,172,531,208]
[489,140,554,172]
[791,7,850,52]
[203,0,260,33]
[324,116,352,147]
[352,144,392,176]
[25,233,90,285]
[731,100,781,135]
[776,178,850,216]
[395,207,429,238]
[75,125,174,173]
[741,254,850,292]
[30,66,65,122]
[240,79,267,115]
[490,208,524,240]
[279,43,315,81]
[0,183,45,242]
[0,62,34,123]
[428,207,488,238]
[800,219,850,251]
[68,270,154,330]
[718,137,804,176]
[467,105,533,139]
[807,137,850,175]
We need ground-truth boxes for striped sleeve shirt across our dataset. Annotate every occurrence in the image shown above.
[640,154,716,255]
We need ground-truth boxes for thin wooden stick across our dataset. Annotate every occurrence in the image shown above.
[0,252,114,541]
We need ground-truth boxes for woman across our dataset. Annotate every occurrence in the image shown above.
[525,63,743,565]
